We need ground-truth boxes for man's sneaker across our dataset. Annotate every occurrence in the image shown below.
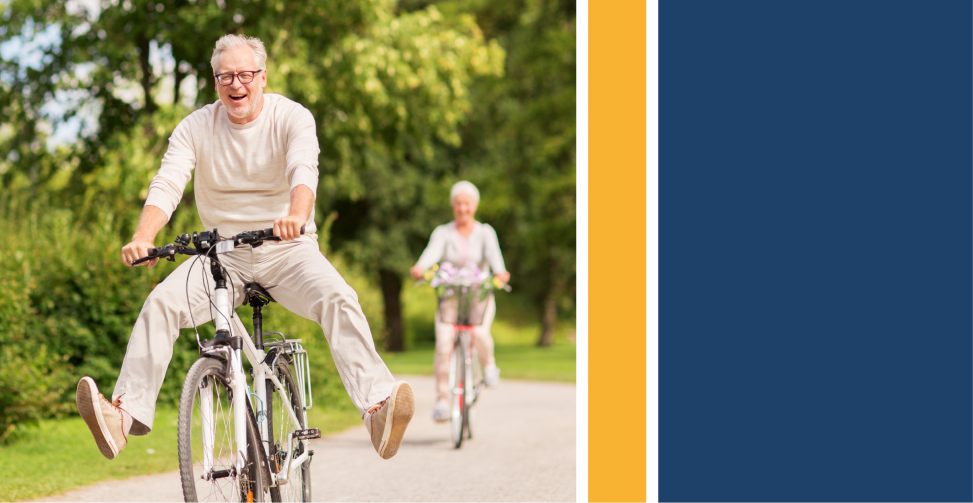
[432,399,450,422]
[76,377,128,460]
[363,381,415,460]
[484,365,501,387]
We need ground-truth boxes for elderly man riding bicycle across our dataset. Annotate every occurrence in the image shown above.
[75,34,414,462]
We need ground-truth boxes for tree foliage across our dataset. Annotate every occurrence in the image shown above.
[0,0,574,432]
[399,0,577,345]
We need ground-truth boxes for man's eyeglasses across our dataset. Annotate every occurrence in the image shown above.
[214,70,263,86]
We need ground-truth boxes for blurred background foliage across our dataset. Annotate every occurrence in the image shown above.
[0,0,574,438]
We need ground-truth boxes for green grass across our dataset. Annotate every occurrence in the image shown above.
[0,402,361,502]
[381,343,576,382]
[0,408,181,502]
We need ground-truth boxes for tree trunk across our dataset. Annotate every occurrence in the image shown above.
[379,269,405,352]
[537,294,557,347]
[137,35,156,114]
[173,67,185,105]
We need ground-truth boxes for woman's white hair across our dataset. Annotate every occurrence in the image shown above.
[450,181,480,205]
[210,34,268,73]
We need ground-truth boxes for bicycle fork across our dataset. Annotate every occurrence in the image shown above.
[208,260,250,477]
[453,328,480,408]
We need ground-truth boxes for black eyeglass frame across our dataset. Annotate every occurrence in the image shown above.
[214,70,264,86]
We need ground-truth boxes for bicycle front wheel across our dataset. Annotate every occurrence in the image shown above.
[466,345,481,440]
[178,357,267,502]
[449,337,466,448]
[266,355,311,502]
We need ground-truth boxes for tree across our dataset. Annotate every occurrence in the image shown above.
[1,0,504,354]
[410,0,577,346]
[270,6,505,351]
[500,0,576,346]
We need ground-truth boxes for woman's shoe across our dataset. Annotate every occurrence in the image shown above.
[432,399,450,422]
[484,365,501,387]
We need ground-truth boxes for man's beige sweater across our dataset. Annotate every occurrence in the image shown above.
[145,93,320,236]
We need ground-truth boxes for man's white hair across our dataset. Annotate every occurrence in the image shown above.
[450,181,480,206]
[210,34,268,73]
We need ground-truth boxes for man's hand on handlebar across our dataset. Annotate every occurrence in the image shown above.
[273,215,305,241]
[122,239,158,268]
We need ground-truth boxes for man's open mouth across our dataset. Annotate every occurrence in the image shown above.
[230,94,247,102]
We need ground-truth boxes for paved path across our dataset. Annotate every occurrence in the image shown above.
[35,375,576,502]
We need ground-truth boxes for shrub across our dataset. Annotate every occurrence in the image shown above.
[0,251,73,442]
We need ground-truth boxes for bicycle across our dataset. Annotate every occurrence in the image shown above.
[133,227,320,502]
[419,264,509,449]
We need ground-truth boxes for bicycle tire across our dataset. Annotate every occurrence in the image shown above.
[466,345,480,440]
[463,343,474,441]
[449,336,466,449]
[266,354,311,502]
[178,357,268,502]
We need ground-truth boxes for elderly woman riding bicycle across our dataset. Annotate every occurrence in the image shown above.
[410,181,510,422]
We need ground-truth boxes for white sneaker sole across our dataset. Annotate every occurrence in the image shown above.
[378,382,415,459]
[76,377,119,460]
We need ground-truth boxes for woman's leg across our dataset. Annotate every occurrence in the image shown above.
[433,313,455,402]
[473,297,497,369]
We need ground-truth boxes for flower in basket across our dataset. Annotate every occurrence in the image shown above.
[423,263,439,281]
[423,263,512,299]
[479,273,512,293]
[435,263,476,287]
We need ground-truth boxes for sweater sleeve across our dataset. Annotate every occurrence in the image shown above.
[415,226,448,270]
[144,116,196,220]
[482,224,507,273]
[285,105,320,196]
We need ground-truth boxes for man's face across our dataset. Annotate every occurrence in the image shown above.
[214,45,267,124]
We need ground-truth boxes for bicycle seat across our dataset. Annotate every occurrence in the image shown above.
[244,283,275,307]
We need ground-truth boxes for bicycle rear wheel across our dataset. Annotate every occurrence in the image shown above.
[178,357,267,502]
[266,355,311,502]
[449,336,466,449]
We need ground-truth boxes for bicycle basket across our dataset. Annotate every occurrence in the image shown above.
[438,287,492,325]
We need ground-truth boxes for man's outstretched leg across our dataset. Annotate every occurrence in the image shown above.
[257,236,415,459]
[76,377,134,460]
[77,255,249,458]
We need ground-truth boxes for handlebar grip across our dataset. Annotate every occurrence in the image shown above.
[131,255,155,266]
[265,225,307,237]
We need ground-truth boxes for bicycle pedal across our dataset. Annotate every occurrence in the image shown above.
[294,428,321,440]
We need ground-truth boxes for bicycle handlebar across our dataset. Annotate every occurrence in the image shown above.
[131,225,305,266]
[412,272,512,291]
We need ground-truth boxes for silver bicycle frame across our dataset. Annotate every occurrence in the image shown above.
[201,280,312,488]
[453,329,483,407]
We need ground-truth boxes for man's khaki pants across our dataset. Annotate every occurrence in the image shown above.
[113,234,396,435]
